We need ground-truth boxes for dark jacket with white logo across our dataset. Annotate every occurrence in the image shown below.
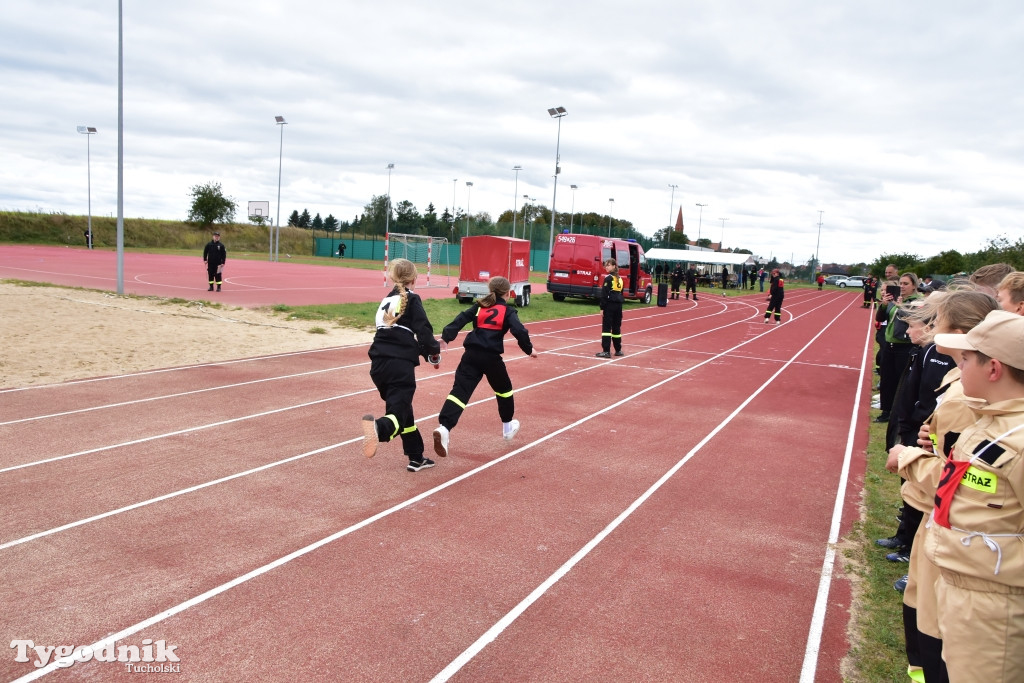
[441,297,533,356]
[369,287,440,365]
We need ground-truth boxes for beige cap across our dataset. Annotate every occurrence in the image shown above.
[934,310,1024,370]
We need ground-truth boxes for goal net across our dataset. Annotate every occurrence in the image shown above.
[384,233,451,287]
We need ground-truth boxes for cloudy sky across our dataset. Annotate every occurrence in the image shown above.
[3,1,1022,266]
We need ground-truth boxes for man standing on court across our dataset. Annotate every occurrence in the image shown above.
[203,231,227,292]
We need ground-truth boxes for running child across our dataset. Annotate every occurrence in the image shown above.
[362,258,442,472]
[596,258,625,357]
[431,276,537,458]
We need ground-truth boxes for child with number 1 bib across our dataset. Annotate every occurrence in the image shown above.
[361,258,442,472]
[432,277,537,458]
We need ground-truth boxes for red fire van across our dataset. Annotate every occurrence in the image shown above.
[546,234,653,303]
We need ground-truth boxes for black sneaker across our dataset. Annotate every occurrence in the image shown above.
[595,351,611,358]
[894,574,908,592]
[407,458,435,472]
[873,412,890,423]
[876,536,905,550]
[886,550,911,563]
[614,350,624,357]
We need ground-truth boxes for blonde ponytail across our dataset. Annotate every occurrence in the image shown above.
[383,258,417,326]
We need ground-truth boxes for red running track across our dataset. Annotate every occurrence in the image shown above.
[0,245,485,306]
[0,287,872,682]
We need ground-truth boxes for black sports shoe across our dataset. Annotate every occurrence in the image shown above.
[614,350,624,357]
[595,351,611,358]
[886,550,911,563]
[407,458,435,472]
[873,412,890,423]
[894,574,908,592]
[876,536,905,550]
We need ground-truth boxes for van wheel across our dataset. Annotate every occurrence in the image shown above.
[458,296,472,303]
[552,293,565,302]
[523,287,531,306]
[642,287,652,304]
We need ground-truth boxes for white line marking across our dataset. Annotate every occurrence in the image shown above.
[11,297,860,681]
[430,297,861,682]
[798,299,874,682]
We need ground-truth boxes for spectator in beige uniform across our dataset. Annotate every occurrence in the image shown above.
[894,310,1024,683]
[885,290,998,683]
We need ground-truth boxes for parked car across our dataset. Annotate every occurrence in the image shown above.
[823,275,846,285]
[836,276,867,288]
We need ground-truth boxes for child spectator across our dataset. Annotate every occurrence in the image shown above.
[996,271,1024,315]
[596,258,625,357]
[894,308,1024,682]
[361,258,441,472]
[885,289,998,683]
[431,277,536,458]
[968,262,1015,296]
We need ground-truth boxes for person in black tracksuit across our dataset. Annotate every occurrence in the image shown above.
[685,265,698,301]
[669,264,684,300]
[361,258,441,472]
[431,277,537,459]
[202,231,227,291]
[764,269,784,324]
[596,258,625,357]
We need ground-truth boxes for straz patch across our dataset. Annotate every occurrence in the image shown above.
[960,465,997,494]
[476,305,507,330]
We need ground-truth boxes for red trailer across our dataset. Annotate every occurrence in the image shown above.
[456,235,532,306]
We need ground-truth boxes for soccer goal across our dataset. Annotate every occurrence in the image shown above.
[384,233,452,287]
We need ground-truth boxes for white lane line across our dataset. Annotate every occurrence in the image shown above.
[0,362,370,426]
[798,299,874,682]
[0,346,359,395]
[0,314,757,547]
[2,296,850,547]
[0,304,763,473]
[11,298,860,681]
[429,297,861,682]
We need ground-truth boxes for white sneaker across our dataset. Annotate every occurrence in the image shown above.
[503,419,520,441]
[432,425,449,458]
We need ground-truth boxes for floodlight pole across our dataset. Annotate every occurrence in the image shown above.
[451,178,458,238]
[77,126,97,249]
[465,181,473,237]
[511,165,522,238]
[274,116,287,261]
[569,184,578,232]
[814,210,823,276]
[695,203,707,246]
[607,198,614,237]
[546,106,567,263]
[667,184,678,247]
[116,0,124,293]
[385,163,394,236]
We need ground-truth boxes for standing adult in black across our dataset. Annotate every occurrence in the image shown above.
[764,269,785,324]
[669,264,684,299]
[203,231,227,292]
[684,265,698,301]
[721,265,729,289]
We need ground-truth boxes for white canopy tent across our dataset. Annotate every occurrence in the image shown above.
[644,247,753,267]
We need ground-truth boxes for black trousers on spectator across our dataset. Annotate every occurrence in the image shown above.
[601,304,623,353]
[879,342,913,413]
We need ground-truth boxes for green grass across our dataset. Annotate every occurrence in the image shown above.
[841,382,910,682]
